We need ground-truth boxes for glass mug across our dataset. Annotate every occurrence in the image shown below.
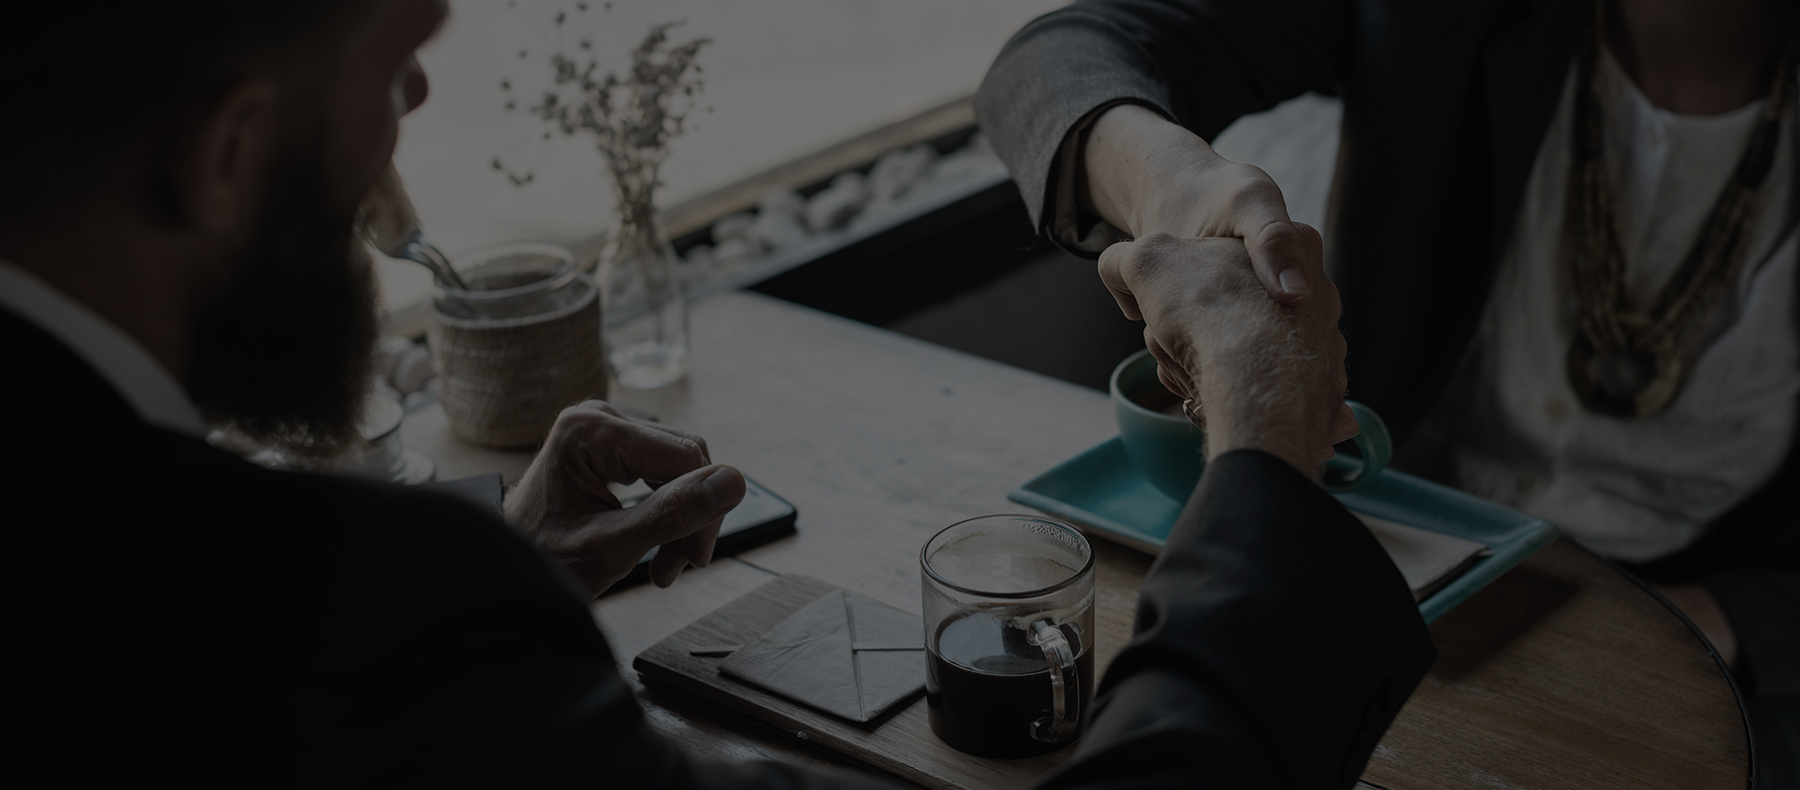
[921,515,1096,758]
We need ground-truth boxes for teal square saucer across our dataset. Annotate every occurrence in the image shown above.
[1008,437,1559,623]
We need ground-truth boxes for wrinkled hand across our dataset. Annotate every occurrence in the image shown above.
[1098,231,1357,478]
[1082,103,1317,304]
[504,401,746,596]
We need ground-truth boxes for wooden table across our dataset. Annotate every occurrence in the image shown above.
[403,291,1750,789]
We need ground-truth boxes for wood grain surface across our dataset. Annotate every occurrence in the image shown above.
[403,290,1748,788]
[1362,539,1749,789]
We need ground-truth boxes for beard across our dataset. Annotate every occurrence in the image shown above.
[185,132,380,461]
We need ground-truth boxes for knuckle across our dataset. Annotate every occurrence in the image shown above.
[666,434,705,461]
[682,444,707,470]
[1099,240,1132,269]
[1224,167,1282,209]
[1257,220,1300,246]
[555,400,616,430]
[1121,234,1177,277]
[1293,221,1324,247]
[642,491,697,535]
[587,400,625,418]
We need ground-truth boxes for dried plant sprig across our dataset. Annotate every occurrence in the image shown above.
[500,14,710,243]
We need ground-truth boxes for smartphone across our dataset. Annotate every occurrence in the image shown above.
[611,475,797,590]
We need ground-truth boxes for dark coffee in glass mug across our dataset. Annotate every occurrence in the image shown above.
[921,515,1096,758]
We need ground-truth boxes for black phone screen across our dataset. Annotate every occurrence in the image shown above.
[612,475,797,589]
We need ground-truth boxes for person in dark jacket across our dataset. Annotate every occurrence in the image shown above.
[1,1,1433,785]
[974,0,1797,780]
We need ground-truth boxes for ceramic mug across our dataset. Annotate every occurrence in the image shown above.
[1110,349,1392,501]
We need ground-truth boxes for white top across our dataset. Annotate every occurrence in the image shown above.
[1411,52,1799,562]
[0,258,207,438]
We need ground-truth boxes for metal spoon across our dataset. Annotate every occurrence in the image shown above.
[361,164,470,290]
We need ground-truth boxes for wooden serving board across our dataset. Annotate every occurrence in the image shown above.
[632,574,1075,790]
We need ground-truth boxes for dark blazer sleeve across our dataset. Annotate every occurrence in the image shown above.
[974,0,1350,234]
[1705,571,1800,788]
[1706,570,1800,699]
[1039,450,1436,790]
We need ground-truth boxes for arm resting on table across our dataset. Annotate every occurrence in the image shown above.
[1040,450,1436,790]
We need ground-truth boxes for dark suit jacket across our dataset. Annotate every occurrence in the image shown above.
[4,307,1431,786]
[973,0,1797,739]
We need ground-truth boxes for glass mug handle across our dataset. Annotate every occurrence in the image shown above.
[1029,620,1080,744]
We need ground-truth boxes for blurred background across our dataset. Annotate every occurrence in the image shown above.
[388,0,1059,282]
[385,0,1340,392]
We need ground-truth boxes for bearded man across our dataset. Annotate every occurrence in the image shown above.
[977,0,1798,781]
[2,0,1437,784]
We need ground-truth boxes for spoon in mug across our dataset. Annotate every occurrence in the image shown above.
[360,163,470,290]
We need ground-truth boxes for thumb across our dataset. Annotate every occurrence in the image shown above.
[1230,185,1313,305]
[1097,239,1146,321]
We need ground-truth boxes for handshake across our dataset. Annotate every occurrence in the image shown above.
[508,101,1359,596]
[1098,230,1360,478]
[508,229,1355,597]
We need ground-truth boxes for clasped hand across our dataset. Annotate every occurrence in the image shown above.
[1098,230,1358,478]
[1085,105,1358,478]
[504,401,746,596]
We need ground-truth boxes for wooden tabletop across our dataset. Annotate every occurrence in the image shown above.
[402,290,1750,789]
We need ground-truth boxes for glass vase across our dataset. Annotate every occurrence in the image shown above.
[601,216,690,389]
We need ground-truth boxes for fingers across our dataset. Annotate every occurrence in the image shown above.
[647,544,681,588]
[649,512,725,588]
[1245,219,1311,304]
[1217,164,1312,305]
[548,401,711,488]
[1157,363,1191,403]
[632,420,711,472]
[1144,331,1193,401]
[1292,221,1326,276]
[629,464,744,587]
[1097,241,1145,321]
[680,514,724,569]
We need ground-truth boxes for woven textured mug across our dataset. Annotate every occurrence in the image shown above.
[427,243,608,448]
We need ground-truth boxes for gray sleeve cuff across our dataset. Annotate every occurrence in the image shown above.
[974,9,1178,237]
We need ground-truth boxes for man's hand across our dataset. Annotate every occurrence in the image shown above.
[1098,232,1357,478]
[1082,104,1314,303]
[504,401,746,596]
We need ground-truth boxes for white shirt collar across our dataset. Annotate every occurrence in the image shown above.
[0,258,207,437]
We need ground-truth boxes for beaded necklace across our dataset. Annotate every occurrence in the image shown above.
[1564,4,1797,417]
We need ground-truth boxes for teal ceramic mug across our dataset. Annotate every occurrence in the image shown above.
[1110,349,1392,501]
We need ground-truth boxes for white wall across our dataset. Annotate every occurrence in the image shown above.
[391,0,1063,253]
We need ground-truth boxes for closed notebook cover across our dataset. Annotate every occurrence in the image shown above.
[719,589,924,723]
